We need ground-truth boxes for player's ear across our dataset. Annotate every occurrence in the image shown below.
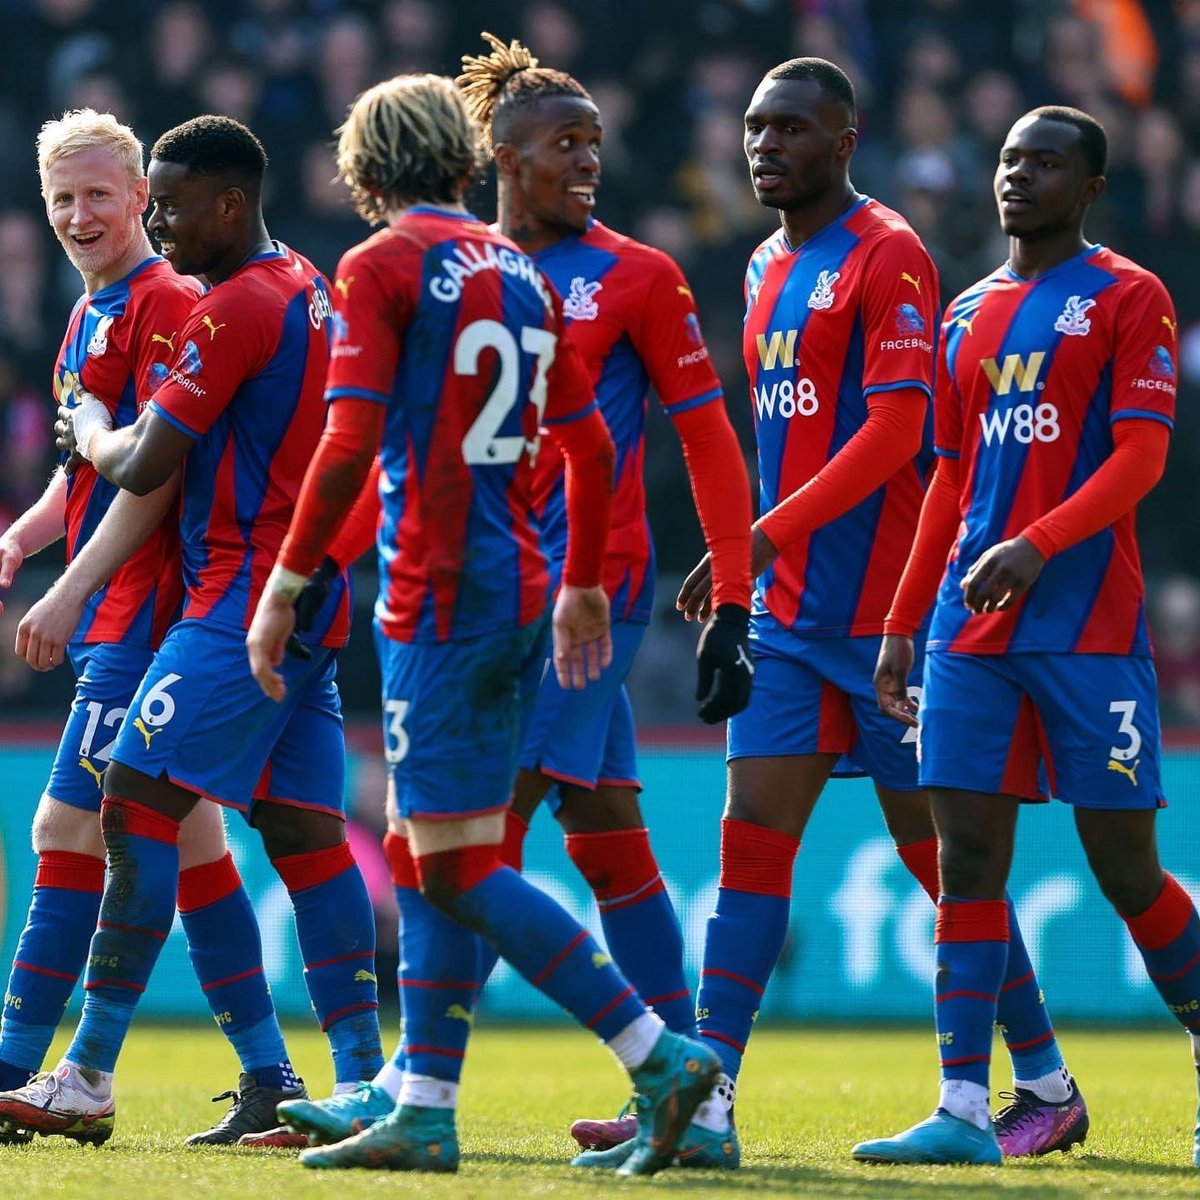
[1081,173,1106,207]
[835,126,858,163]
[132,175,149,216]
[492,142,519,180]
[220,185,246,221]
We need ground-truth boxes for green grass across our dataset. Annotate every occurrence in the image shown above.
[2,1024,1197,1198]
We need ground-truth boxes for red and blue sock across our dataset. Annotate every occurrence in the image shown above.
[0,851,104,1089]
[1123,873,1200,1036]
[178,852,294,1091]
[415,843,646,1042]
[897,838,1065,1079]
[383,832,478,1082]
[67,797,180,1073]
[696,818,799,1079]
[566,828,695,1035]
[935,896,1010,1089]
[273,842,384,1086]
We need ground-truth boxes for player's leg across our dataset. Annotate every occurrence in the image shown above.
[852,651,1028,1165]
[302,621,717,1177]
[0,645,126,1101]
[175,800,306,1146]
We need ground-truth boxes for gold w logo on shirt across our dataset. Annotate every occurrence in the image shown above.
[955,315,976,335]
[1106,758,1139,786]
[132,717,164,750]
[151,332,176,353]
[201,315,226,340]
[900,272,921,293]
[334,276,355,298]
[78,758,104,788]
[1162,315,1177,340]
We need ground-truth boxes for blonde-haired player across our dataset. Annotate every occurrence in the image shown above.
[0,109,302,1147]
[247,71,720,1176]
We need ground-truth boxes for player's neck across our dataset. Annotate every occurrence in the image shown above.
[384,199,469,227]
[779,182,861,250]
[497,192,577,256]
[81,230,155,296]
[1007,230,1091,280]
[206,220,274,286]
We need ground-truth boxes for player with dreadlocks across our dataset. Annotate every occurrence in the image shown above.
[461,34,753,1164]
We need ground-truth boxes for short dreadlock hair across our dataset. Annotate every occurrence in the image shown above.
[336,74,485,223]
[151,115,267,197]
[457,31,591,155]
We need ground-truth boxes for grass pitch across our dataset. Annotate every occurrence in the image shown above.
[2,1023,1196,1198]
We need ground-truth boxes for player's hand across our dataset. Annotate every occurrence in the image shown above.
[695,603,754,724]
[247,591,297,701]
[552,583,612,689]
[961,535,1045,615]
[0,534,24,618]
[677,553,713,622]
[874,633,918,728]
[285,555,339,661]
[56,390,112,462]
[15,583,85,671]
[677,528,776,624]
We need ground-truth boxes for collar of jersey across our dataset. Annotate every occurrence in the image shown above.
[244,240,288,266]
[531,218,597,261]
[87,253,161,303]
[407,205,477,222]
[779,195,869,254]
[1001,242,1102,284]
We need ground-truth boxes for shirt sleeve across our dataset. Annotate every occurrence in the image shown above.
[148,286,277,439]
[859,231,939,401]
[932,322,964,459]
[627,251,724,416]
[324,247,412,405]
[1108,272,1177,429]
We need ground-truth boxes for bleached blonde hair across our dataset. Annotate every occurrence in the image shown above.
[37,109,144,194]
[336,74,485,223]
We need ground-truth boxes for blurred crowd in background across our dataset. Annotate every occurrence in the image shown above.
[1,0,1199,730]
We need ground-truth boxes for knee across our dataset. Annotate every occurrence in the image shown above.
[31,795,104,857]
[177,803,230,870]
[255,803,344,861]
[937,828,1004,898]
[1091,858,1164,918]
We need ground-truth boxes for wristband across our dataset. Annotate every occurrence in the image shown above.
[71,390,114,461]
[265,563,308,602]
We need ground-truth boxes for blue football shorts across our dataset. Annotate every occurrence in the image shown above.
[48,642,156,812]
[376,615,550,821]
[519,618,644,809]
[919,650,1165,809]
[726,612,924,792]
[108,620,346,819]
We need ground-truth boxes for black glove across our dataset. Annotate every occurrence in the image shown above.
[695,603,753,724]
[285,555,340,661]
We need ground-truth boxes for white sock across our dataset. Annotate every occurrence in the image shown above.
[332,1080,361,1096]
[939,1078,990,1131]
[372,1058,405,1101]
[607,1012,666,1071]
[397,1072,457,1110]
[693,1072,736,1132]
[1015,1065,1072,1103]
[61,1060,113,1099]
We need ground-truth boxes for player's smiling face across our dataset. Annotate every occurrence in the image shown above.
[147,159,237,277]
[507,95,602,235]
[744,77,855,211]
[44,146,147,284]
[994,116,1102,241]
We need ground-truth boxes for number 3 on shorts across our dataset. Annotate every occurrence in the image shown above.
[384,699,410,765]
[1108,699,1142,762]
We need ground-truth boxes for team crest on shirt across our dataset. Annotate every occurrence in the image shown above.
[1149,346,1175,380]
[177,340,203,377]
[807,270,839,310]
[683,312,703,345]
[146,362,170,396]
[86,314,114,357]
[894,303,926,335]
[1053,295,1095,337]
[563,276,602,320]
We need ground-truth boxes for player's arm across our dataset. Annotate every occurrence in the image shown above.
[0,469,68,609]
[249,397,383,699]
[16,472,181,671]
[541,330,615,690]
[962,417,1169,616]
[963,277,1178,615]
[874,453,963,725]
